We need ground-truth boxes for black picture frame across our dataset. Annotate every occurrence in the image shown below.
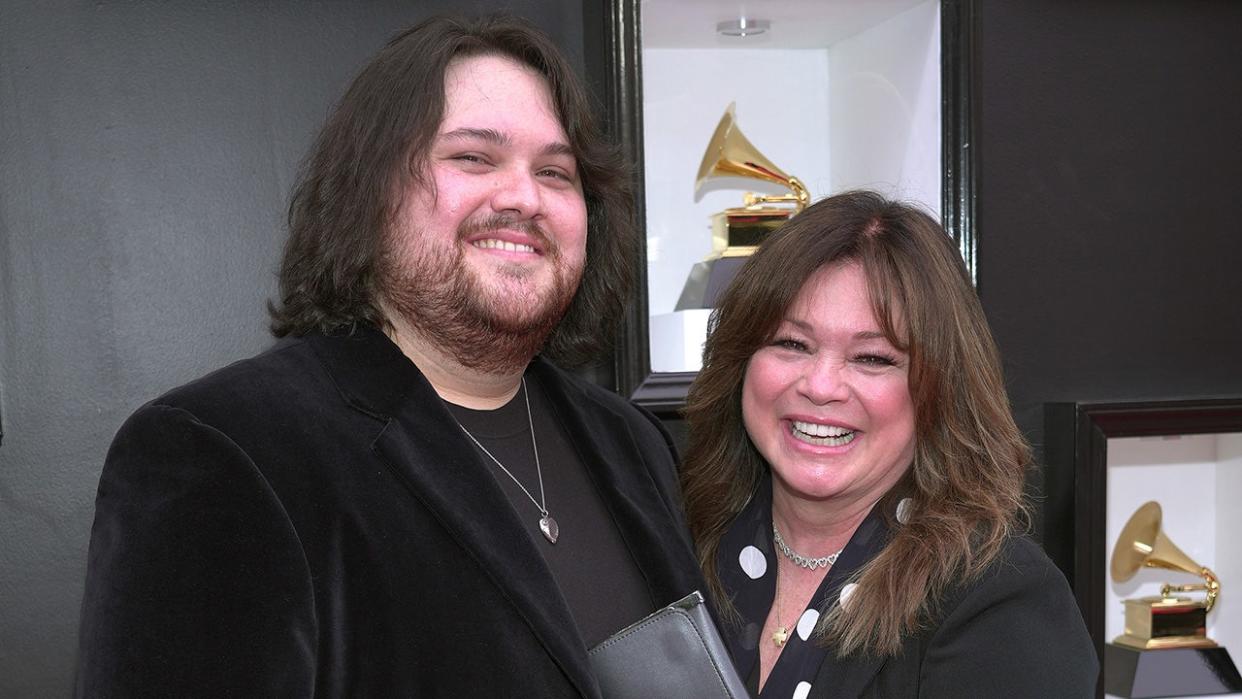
[603,0,979,415]
[1043,397,1242,696]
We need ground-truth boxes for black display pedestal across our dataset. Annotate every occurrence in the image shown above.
[675,257,747,310]
[1106,643,1242,698]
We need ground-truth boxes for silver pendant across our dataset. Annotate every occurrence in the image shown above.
[539,514,559,544]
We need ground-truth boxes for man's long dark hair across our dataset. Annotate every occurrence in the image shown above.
[268,15,635,366]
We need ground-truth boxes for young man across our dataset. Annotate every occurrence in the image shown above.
[76,16,704,697]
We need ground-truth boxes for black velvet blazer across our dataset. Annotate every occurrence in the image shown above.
[723,484,1098,699]
[809,534,1099,698]
[76,326,706,698]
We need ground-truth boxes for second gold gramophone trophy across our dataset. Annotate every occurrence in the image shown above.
[1104,501,1241,698]
[674,103,809,310]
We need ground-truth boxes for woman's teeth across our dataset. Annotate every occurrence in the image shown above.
[791,420,857,446]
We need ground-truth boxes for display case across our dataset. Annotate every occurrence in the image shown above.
[1045,399,1242,698]
[602,0,979,413]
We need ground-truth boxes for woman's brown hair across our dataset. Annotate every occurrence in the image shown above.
[682,190,1030,656]
[267,14,634,367]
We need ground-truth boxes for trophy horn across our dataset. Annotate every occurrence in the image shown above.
[1111,501,1219,612]
[694,103,809,211]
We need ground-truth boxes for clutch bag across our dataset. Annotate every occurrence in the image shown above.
[588,591,749,699]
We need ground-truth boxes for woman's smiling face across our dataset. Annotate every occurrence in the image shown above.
[741,261,916,509]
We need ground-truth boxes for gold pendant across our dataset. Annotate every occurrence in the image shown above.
[772,626,788,647]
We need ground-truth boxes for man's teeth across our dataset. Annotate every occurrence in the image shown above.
[474,239,535,253]
[791,421,857,446]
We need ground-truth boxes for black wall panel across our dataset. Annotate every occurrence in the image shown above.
[975,1,1242,541]
[0,3,586,694]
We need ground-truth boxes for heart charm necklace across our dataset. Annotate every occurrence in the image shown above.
[456,377,559,544]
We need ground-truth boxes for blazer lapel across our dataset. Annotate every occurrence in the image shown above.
[308,328,597,698]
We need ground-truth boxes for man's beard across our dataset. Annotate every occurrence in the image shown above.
[378,215,581,375]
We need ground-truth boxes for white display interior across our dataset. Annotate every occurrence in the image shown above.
[641,1,940,372]
[641,47,832,319]
[649,309,713,373]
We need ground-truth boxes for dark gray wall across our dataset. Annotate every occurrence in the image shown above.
[0,2,587,694]
[974,1,1242,545]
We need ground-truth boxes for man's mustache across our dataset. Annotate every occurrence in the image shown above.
[458,215,555,255]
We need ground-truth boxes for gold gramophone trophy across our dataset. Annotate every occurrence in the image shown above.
[674,103,810,310]
[1105,501,1241,697]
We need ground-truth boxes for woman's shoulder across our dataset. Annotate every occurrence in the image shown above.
[939,533,1074,624]
[988,533,1069,586]
[912,533,1098,697]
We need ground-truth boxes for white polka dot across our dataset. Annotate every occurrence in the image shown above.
[792,681,813,699]
[739,545,768,579]
[796,608,820,640]
[896,497,914,524]
[839,582,859,609]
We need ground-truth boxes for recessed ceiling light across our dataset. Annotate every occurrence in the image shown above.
[716,18,770,38]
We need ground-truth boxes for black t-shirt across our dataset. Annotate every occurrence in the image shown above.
[446,373,653,647]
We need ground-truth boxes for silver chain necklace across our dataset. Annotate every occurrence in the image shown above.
[772,523,841,570]
[455,377,559,544]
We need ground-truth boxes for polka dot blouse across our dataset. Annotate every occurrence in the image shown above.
[717,477,911,698]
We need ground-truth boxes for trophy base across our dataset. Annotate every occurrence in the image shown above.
[1105,642,1242,698]
[1114,633,1219,650]
[674,256,749,311]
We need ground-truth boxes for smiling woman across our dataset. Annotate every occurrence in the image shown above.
[681,191,1098,698]
[742,262,916,514]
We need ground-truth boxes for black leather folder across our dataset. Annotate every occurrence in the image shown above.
[588,591,749,699]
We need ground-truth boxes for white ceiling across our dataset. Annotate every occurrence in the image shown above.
[641,0,930,49]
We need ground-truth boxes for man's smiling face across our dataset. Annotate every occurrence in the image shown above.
[379,53,588,372]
